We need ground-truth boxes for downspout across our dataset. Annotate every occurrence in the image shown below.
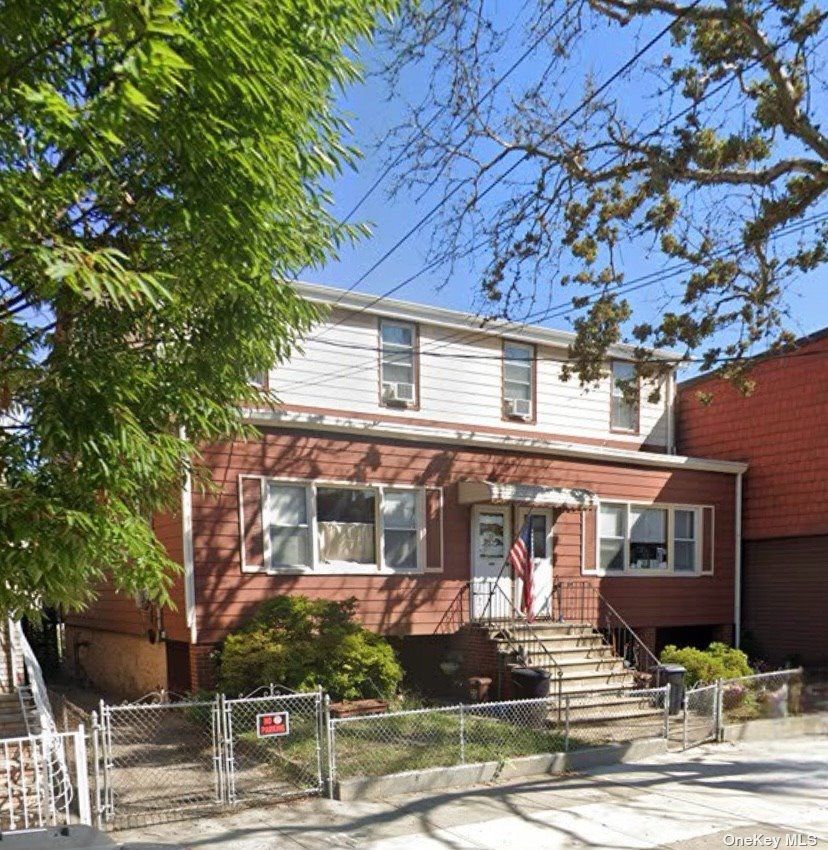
[666,371,675,454]
[734,471,743,648]
[180,430,197,644]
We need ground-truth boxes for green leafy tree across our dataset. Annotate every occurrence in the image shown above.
[219,596,404,700]
[660,641,752,686]
[0,0,395,614]
[384,0,827,386]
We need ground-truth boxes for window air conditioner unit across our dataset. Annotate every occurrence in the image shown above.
[383,381,415,403]
[505,398,532,419]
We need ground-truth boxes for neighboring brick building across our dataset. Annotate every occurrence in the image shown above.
[678,329,828,668]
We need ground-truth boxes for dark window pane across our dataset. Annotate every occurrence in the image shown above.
[317,488,375,523]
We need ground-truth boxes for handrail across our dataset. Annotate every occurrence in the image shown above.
[551,580,660,674]
[478,582,565,714]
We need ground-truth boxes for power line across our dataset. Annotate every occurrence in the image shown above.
[315,3,702,337]
[339,4,572,229]
[292,6,826,389]
[276,210,827,392]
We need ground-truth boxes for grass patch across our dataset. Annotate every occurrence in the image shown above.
[332,708,566,780]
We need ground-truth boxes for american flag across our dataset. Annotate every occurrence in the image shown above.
[508,516,535,622]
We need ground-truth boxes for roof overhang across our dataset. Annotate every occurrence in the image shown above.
[244,410,748,475]
[457,481,598,509]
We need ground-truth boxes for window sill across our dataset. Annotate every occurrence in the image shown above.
[242,563,425,577]
[581,569,705,578]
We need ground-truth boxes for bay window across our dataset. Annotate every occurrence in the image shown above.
[595,502,704,574]
[264,480,423,572]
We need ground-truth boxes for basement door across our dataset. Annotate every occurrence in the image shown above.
[470,505,513,620]
[514,507,554,619]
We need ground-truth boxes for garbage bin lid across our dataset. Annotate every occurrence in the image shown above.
[659,664,686,673]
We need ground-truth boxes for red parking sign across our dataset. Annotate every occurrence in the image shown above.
[256,712,289,738]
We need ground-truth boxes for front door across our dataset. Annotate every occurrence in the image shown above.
[515,507,554,619]
[470,506,512,620]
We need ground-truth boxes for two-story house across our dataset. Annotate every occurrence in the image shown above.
[65,283,746,698]
[679,329,828,669]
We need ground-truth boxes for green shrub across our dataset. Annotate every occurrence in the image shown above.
[659,641,752,687]
[218,596,403,701]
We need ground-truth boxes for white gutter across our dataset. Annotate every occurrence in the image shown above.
[734,471,744,648]
[245,409,748,476]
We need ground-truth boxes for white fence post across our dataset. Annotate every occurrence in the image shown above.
[716,679,724,741]
[682,694,688,750]
[73,724,92,826]
[564,696,570,752]
[663,683,671,739]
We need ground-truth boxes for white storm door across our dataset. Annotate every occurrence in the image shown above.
[471,506,512,620]
[515,507,554,619]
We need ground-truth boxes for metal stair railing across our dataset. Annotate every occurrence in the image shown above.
[551,580,660,676]
[9,621,73,814]
[478,582,565,718]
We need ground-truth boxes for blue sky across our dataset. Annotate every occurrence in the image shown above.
[309,8,827,375]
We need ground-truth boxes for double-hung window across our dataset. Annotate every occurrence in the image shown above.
[264,480,423,572]
[503,342,534,419]
[611,361,638,432]
[380,320,417,405]
[596,502,704,574]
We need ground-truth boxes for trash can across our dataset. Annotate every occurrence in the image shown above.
[511,667,551,699]
[657,664,686,715]
[0,826,117,848]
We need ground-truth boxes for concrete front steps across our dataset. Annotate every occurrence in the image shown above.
[0,693,38,739]
[486,621,663,727]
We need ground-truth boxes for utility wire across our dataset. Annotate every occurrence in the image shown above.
[277,211,828,392]
[314,3,702,336]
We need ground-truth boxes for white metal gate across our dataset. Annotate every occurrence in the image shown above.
[92,690,325,829]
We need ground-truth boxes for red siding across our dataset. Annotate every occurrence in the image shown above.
[678,334,828,540]
[65,511,189,643]
[191,428,737,644]
[742,534,828,666]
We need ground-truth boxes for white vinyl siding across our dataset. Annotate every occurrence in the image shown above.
[271,309,671,448]
[592,502,706,575]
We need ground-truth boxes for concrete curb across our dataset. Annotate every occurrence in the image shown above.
[722,712,828,742]
[334,737,668,801]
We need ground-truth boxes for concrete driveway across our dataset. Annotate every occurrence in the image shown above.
[116,736,828,849]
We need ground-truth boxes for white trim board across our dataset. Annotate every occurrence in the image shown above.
[243,409,748,475]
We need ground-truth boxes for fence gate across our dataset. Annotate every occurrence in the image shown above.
[682,683,720,750]
[95,697,223,829]
[223,691,324,804]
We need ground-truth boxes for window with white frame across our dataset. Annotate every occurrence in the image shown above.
[264,480,423,572]
[503,342,534,418]
[611,361,638,432]
[596,502,702,574]
[380,320,416,405]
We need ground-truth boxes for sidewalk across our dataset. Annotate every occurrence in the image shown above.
[116,736,828,849]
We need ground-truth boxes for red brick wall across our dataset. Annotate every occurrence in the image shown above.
[678,334,828,540]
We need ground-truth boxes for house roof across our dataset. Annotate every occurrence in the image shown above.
[679,325,828,390]
[295,281,681,364]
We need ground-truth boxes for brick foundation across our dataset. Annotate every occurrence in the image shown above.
[188,644,220,693]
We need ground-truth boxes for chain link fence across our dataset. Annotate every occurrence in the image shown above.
[224,691,323,804]
[329,686,670,783]
[719,668,804,723]
[96,697,221,829]
[682,683,719,749]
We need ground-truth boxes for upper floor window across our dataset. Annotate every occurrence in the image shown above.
[596,502,702,574]
[380,319,417,406]
[503,342,534,420]
[610,361,638,433]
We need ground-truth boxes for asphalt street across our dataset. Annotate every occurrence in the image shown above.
[116,736,828,850]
